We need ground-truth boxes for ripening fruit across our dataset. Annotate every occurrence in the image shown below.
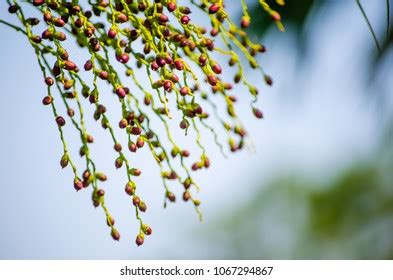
[271,11,281,22]
[163,80,173,92]
[114,143,122,152]
[33,0,45,6]
[111,228,120,241]
[167,192,176,202]
[64,60,77,71]
[74,179,83,191]
[45,77,54,86]
[135,234,144,246]
[125,182,135,196]
[116,87,126,98]
[207,74,217,86]
[174,59,184,70]
[108,28,117,39]
[180,87,190,96]
[264,74,273,86]
[97,189,105,197]
[167,2,176,12]
[55,116,66,126]
[8,4,19,13]
[180,15,190,25]
[132,196,140,206]
[211,63,222,74]
[144,226,152,235]
[199,54,207,66]
[209,4,220,14]
[241,17,250,28]
[180,119,189,129]
[253,108,264,119]
[84,60,93,71]
[42,96,52,105]
[129,142,137,153]
[107,216,115,227]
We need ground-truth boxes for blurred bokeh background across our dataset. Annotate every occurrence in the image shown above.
[0,0,392,259]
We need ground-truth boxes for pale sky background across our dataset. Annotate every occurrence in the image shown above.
[0,1,392,259]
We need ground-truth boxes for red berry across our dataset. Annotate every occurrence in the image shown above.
[180,87,189,96]
[117,13,128,23]
[56,116,66,126]
[211,28,219,36]
[212,63,222,74]
[151,61,159,71]
[264,74,273,86]
[136,138,144,148]
[74,179,83,191]
[156,56,166,67]
[99,71,108,80]
[41,29,52,40]
[180,15,190,25]
[108,28,117,39]
[180,120,188,129]
[174,59,184,70]
[182,150,190,157]
[199,54,207,66]
[183,191,191,201]
[84,60,93,71]
[119,119,128,129]
[64,60,77,71]
[33,0,45,6]
[165,55,173,65]
[209,4,220,14]
[111,228,120,241]
[194,105,203,115]
[54,18,65,27]
[207,74,217,86]
[253,108,264,119]
[163,80,173,92]
[241,17,250,28]
[125,182,135,195]
[115,158,123,169]
[192,163,199,171]
[130,126,142,135]
[271,11,281,22]
[167,192,176,202]
[135,234,144,246]
[138,201,147,212]
[116,87,126,98]
[145,226,152,235]
[132,196,140,206]
[119,53,129,64]
[167,2,176,12]
[42,96,53,105]
[132,169,142,176]
[158,13,169,23]
[43,12,52,23]
[45,77,54,86]
[129,143,137,152]
[114,143,122,152]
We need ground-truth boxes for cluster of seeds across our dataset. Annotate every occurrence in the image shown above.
[3,0,283,247]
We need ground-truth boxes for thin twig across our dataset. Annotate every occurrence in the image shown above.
[0,18,27,35]
[356,0,381,54]
[387,0,391,39]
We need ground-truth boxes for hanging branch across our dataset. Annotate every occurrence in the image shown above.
[1,0,283,247]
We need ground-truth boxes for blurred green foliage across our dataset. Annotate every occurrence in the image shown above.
[207,1,393,259]
[213,146,393,259]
